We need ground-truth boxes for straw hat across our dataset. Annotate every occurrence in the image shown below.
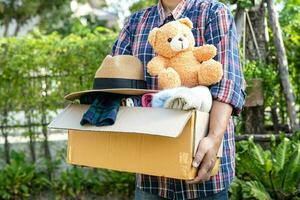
[65,55,157,101]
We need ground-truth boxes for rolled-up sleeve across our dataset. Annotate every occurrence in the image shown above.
[111,18,133,56]
[204,3,246,115]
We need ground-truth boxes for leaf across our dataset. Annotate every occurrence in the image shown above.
[274,138,291,172]
[242,181,272,200]
[229,178,243,200]
[249,141,267,166]
[281,141,300,194]
[265,159,273,173]
[248,141,272,186]
[236,140,268,183]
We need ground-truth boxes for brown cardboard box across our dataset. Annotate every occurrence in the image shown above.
[48,104,222,180]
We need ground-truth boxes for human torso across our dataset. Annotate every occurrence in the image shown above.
[126,1,237,198]
[129,1,209,89]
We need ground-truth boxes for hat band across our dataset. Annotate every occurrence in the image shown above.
[93,78,147,90]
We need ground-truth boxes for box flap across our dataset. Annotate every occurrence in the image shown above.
[48,104,193,138]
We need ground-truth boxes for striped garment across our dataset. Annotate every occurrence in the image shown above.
[111,0,246,199]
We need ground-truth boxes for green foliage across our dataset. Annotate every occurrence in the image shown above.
[231,134,300,200]
[129,0,158,13]
[53,167,135,199]
[97,170,136,197]
[0,149,136,199]
[53,168,135,199]
[218,0,255,8]
[0,151,50,200]
[236,0,254,8]
[243,60,280,107]
[54,168,135,199]
[242,181,272,200]
[0,27,117,122]
[0,0,70,36]
[53,167,88,199]
[279,0,300,108]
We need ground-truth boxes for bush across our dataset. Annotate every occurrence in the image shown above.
[230,133,300,200]
[53,167,135,199]
[0,27,117,114]
[0,150,136,199]
[0,26,136,199]
[92,170,135,198]
[0,151,50,200]
[53,167,88,200]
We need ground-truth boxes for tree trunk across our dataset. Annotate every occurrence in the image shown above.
[41,76,52,180]
[279,86,287,125]
[26,111,36,163]
[271,105,280,135]
[246,3,268,60]
[3,18,9,37]
[1,110,10,164]
[4,134,10,164]
[42,116,51,161]
[13,22,21,36]
[42,109,52,180]
[266,0,299,132]
[242,106,265,134]
[242,2,267,135]
[234,6,245,43]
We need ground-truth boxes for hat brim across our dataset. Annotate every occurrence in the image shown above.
[64,88,159,101]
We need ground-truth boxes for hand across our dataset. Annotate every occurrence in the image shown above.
[186,135,220,184]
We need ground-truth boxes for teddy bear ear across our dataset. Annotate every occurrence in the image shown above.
[178,18,193,29]
[148,27,159,47]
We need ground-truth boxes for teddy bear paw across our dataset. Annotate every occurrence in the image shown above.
[198,60,223,86]
[158,68,181,89]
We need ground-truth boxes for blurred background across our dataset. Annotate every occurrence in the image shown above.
[0,0,299,199]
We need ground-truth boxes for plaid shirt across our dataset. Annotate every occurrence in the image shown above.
[111,0,245,199]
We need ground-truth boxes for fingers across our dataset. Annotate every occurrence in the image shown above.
[192,149,205,168]
[192,139,210,168]
[187,152,217,184]
[197,153,216,181]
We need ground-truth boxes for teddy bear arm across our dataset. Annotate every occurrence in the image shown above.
[197,59,223,86]
[147,56,168,76]
[193,45,217,62]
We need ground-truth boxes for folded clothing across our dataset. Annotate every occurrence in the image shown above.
[80,93,123,126]
[141,93,156,107]
[80,93,142,126]
[130,96,141,107]
[164,86,212,112]
[152,87,187,108]
[121,96,142,107]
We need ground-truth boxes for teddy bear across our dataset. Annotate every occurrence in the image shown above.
[147,17,223,89]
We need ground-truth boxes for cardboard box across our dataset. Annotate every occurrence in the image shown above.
[48,104,222,180]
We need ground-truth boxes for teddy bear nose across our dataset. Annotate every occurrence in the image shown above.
[178,37,183,41]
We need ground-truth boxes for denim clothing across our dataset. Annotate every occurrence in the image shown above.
[80,93,123,126]
[134,187,228,200]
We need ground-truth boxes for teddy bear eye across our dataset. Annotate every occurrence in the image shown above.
[167,38,172,42]
[183,34,187,37]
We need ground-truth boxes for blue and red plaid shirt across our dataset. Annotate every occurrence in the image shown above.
[111,0,246,199]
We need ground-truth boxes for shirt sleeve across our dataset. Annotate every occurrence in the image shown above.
[111,17,133,56]
[204,3,246,116]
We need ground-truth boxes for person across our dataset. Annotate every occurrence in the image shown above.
[111,0,246,199]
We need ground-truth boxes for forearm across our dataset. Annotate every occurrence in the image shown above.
[187,100,233,183]
[207,100,233,149]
